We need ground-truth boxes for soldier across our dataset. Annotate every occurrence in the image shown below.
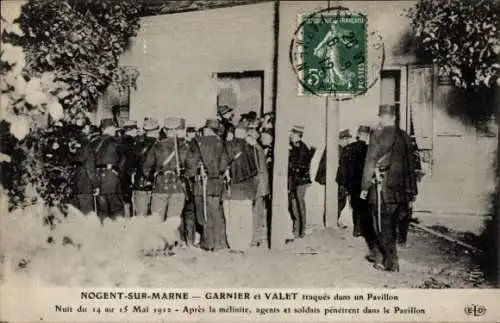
[131,118,159,216]
[185,119,230,252]
[360,105,419,272]
[143,117,187,247]
[94,118,125,221]
[314,129,352,228]
[222,120,259,253]
[217,105,235,140]
[120,120,139,217]
[288,125,316,239]
[247,120,270,247]
[68,118,99,215]
[181,126,198,246]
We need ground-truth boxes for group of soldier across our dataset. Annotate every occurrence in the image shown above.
[67,101,420,271]
[69,105,272,253]
[290,104,421,273]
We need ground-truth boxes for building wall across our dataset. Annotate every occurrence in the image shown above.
[119,2,275,127]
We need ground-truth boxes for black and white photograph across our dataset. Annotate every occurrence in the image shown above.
[0,0,499,321]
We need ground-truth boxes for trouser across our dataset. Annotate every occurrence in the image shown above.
[73,194,95,215]
[151,192,186,244]
[252,196,267,245]
[96,194,124,221]
[194,195,228,251]
[133,190,151,216]
[338,185,348,220]
[350,195,365,236]
[224,199,253,251]
[358,200,377,253]
[182,198,197,244]
[288,184,308,238]
[398,205,412,244]
[371,203,404,270]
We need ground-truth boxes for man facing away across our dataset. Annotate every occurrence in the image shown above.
[288,125,316,239]
[181,126,199,247]
[247,120,270,247]
[94,118,125,221]
[185,119,230,252]
[222,120,259,253]
[143,117,188,247]
[120,120,139,217]
[131,118,159,216]
[360,105,419,272]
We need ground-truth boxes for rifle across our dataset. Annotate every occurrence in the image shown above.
[200,162,208,223]
[174,136,180,177]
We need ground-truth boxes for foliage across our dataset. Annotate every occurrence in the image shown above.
[1,0,141,210]
[406,0,500,89]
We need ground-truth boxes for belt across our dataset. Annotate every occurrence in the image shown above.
[155,170,177,177]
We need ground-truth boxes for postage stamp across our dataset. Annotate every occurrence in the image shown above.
[291,11,368,96]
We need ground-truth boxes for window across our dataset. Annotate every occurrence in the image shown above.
[380,70,402,128]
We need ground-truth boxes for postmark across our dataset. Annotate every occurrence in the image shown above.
[290,6,385,99]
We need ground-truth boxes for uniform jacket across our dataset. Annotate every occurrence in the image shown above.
[131,135,156,190]
[185,135,229,197]
[222,138,258,200]
[315,145,344,186]
[143,137,187,194]
[94,134,125,194]
[361,126,418,204]
[70,135,99,194]
[251,142,270,198]
[288,140,316,190]
[337,140,367,195]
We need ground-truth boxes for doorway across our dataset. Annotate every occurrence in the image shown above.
[216,71,265,118]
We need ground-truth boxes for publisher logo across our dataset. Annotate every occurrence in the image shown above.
[464,304,487,317]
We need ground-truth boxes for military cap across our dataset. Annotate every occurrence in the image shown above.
[164,117,186,130]
[339,129,352,139]
[100,118,116,130]
[186,126,197,133]
[218,105,233,116]
[205,119,220,130]
[291,125,305,134]
[378,104,397,116]
[143,117,160,131]
[123,119,138,129]
[357,125,371,134]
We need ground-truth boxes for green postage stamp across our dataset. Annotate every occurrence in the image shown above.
[292,13,368,96]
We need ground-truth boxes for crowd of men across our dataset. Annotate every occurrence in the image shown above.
[68,105,273,253]
[290,104,422,273]
[67,102,421,271]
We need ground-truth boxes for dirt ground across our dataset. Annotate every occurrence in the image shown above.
[131,226,489,289]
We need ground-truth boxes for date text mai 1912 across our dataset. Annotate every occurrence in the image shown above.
[293,14,367,95]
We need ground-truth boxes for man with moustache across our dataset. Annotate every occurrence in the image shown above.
[360,105,419,272]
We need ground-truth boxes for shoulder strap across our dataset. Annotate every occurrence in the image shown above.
[95,137,108,155]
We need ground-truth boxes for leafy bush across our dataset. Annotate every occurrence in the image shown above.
[1,0,141,210]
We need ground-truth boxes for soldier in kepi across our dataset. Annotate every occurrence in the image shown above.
[181,126,199,247]
[120,120,139,217]
[222,120,259,253]
[288,125,316,239]
[185,119,230,252]
[143,117,188,247]
[68,117,99,215]
[360,105,419,272]
[94,118,125,222]
[131,118,159,217]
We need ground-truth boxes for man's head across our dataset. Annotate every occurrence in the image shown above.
[378,104,397,127]
[338,129,352,147]
[143,117,160,138]
[186,126,196,141]
[290,125,304,143]
[123,120,138,137]
[204,119,220,136]
[356,125,371,143]
[163,117,185,139]
[261,130,273,147]
[246,119,261,140]
[218,105,233,121]
[100,118,117,136]
[234,121,248,139]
